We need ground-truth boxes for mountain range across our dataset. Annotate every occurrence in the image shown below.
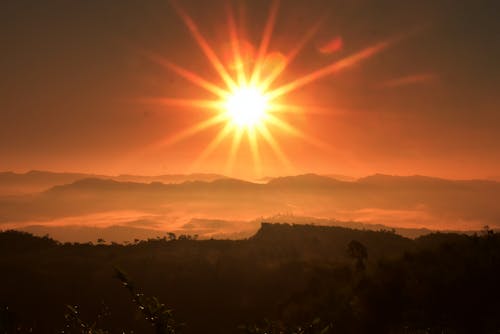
[1,171,498,242]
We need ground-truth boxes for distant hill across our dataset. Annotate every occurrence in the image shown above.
[0,170,105,194]
[252,222,415,260]
[1,173,499,241]
[324,173,357,182]
[259,173,356,183]
[17,214,472,243]
[357,173,497,189]
[258,214,457,239]
[0,170,227,195]
[113,173,227,184]
[268,173,346,188]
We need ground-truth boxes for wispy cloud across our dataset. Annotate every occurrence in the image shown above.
[318,36,343,54]
[379,72,438,88]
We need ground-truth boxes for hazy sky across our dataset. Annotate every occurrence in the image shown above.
[1,0,499,179]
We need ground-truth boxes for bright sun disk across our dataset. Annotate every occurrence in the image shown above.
[147,0,396,175]
[224,86,269,128]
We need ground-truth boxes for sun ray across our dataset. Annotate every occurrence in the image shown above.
[225,127,245,174]
[127,113,228,165]
[190,122,234,171]
[226,3,247,86]
[247,127,262,177]
[250,0,280,86]
[259,18,324,91]
[138,97,224,110]
[265,114,304,137]
[267,103,305,114]
[153,113,227,149]
[267,40,392,100]
[266,114,329,150]
[257,124,293,172]
[170,0,237,90]
[137,4,412,177]
[253,102,339,115]
[147,52,228,98]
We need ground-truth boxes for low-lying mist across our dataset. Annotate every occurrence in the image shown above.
[1,171,498,242]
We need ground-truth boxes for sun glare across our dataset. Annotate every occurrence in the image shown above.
[225,86,269,128]
[143,0,398,176]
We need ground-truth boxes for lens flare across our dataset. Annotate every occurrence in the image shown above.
[140,0,401,176]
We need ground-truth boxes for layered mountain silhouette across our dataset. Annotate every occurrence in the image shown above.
[1,171,499,242]
[0,170,227,194]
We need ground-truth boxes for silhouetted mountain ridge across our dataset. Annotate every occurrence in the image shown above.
[47,178,153,193]
[358,173,499,188]
[2,172,500,233]
[0,170,228,195]
[268,173,347,188]
[40,173,500,197]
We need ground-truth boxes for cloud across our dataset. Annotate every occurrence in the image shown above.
[318,36,343,54]
[379,73,438,88]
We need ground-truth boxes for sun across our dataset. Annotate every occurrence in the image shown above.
[224,86,269,128]
[142,0,397,176]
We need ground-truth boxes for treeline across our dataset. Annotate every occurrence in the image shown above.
[0,224,499,333]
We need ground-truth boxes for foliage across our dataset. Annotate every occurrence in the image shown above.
[0,224,499,333]
[347,240,368,271]
[241,318,332,334]
[61,304,109,334]
[114,268,183,334]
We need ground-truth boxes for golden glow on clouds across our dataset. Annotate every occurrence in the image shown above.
[144,0,395,176]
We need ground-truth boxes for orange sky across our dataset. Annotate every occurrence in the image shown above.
[1,0,499,180]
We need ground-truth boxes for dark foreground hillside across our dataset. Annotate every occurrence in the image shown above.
[0,223,499,333]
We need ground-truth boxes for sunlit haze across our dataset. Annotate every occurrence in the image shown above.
[1,0,499,237]
[1,2,499,332]
[1,0,499,180]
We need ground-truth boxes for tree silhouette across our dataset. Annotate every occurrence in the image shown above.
[114,268,183,334]
[347,240,368,271]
